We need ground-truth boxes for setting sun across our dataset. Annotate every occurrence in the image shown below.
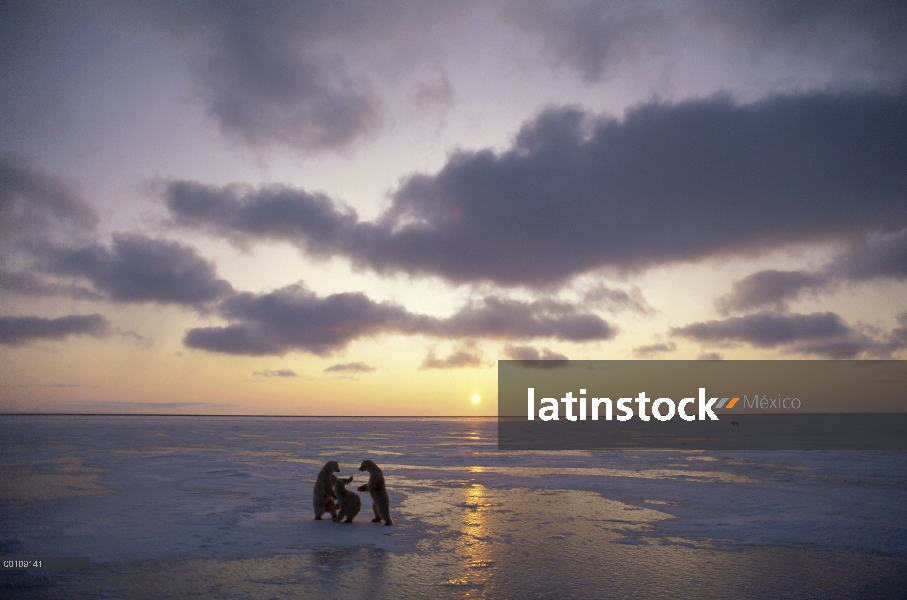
[471,394,480,403]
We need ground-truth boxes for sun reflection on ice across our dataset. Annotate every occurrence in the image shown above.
[445,483,494,594]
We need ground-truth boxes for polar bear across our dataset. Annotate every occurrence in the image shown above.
[313,460,340,520]
[332,476,362,523]
[357,459,393,526]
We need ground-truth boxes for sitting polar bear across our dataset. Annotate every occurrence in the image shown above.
[313,460,340,520]
[332,476,362,523]
[358,459,393,526]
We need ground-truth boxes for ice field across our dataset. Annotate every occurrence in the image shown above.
[2,415,906,598]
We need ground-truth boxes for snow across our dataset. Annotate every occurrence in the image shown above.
[2,416,906,597]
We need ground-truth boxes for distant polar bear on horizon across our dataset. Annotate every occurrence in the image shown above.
[313,460,340,520]
[358,459,393,526]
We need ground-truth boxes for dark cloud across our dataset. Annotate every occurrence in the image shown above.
[0,268,97,299]
[506,0,907,83]
[129,2,391,151]
[672,312,852,348]
[183,285,614,356]
[185,285,416,356]
[0,314,111,345]
[166,181,358,253]
[166,91,907,287]
[718,227,907,313]
[503,344,568,361]
[0,154,97,254]
[502,344,569,368]
[434,297,615,341]
[716,270,828,314]
[51,233,233,306]
[891,313,907,349]
[633,341,676,357]
[582,283,652,313]
[504,1,667,82]
[253,369,298,378]
[698,1,907,59]
[697,352,723,360]
[672,311,907,358]
[831,227,907,280]
[0,157,232,308]
[787,337,886,360]
[421,343,485,370]
[324,362,375,374]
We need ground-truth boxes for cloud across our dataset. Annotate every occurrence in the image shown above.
[503,344,568,360]
[672,312,853,347]
[717,227,907,313]
[185,285,416,356]
[50,233,233,307]
[166,181,358,254]
[0,268,97,299]
[504,1,668,82]
[697,352,723,360]
[502,344,569,367]
[166,91,907,287]
[412,72,455,111]
[324,362,375,374]
[633,341,676,357]
[0,154,97,255]
[506,0,907,83]
[716,270,829,314]
[0,314,111,345]
[433,297,615,341]
[830,227,907,280]
[582,283,652,313]
[183,284,614,356]
[115,328,153,348]
[253,369,298,378]
[0,157,234,308]
[890,312,907,348]
[696,1,907,64]
[672,311,907,358]
[130,2,388,151]
[421,342,486,370]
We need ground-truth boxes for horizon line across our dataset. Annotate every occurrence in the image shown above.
[0,413,496,418]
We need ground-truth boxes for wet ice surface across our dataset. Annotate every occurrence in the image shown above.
[2,416,906,598]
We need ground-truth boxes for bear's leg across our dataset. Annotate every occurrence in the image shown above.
[372,503,382,522]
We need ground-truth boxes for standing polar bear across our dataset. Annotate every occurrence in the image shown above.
[313,460,340,520]
[358,459,393,526]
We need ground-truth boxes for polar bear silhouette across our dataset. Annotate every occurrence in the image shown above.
[313,460,340,520]
[332,476,362,523]
[358,459,393,526]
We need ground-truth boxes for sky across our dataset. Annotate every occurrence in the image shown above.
[1,0,906,415]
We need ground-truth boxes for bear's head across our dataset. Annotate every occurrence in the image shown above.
[359,459,379,472]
